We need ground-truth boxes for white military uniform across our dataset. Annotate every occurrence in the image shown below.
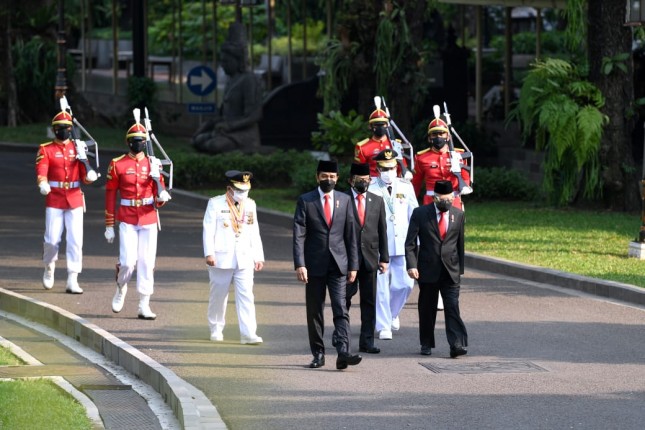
[369,177,418,336]
[203,194,264,341]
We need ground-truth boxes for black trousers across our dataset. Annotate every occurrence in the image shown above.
[418,267,468,349]
[346,268,377,349]
[305,262,350,356]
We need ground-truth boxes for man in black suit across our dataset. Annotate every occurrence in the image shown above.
[343,162,389,354]
[293,160,362,370]
[405,180,468,358]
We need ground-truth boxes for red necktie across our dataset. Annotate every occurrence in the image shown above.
[439,211,447,240]
[357,194,365,226]
[324,194,332,226]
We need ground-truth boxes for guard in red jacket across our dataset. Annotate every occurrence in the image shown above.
[354,109,396,178]
[104,123,171,320]
[411,118,471,210]
[36,111,98,293]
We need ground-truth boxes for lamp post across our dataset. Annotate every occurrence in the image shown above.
[54,0,67,100]
[626,0,645,257]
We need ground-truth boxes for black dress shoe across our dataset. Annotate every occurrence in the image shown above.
[420,346,432,356]
[359,345,380,354]
[336,352,362,370]
[450,346,467,358]
[309,353,325,368]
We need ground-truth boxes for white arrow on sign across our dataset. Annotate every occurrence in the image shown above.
[189,69,214,92]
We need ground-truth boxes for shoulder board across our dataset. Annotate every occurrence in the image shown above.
[394,138,402,143]
[40,141,53,147]
[113,154,127,162]
[355,138,370,147]
[416,148,431,155]
[454,148,465,153]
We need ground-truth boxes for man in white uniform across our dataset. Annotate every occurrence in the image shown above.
[203,170,265,344]
[370,149,418,340]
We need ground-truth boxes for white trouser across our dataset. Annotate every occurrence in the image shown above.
[43,206,83,273]
[207,261,257,339]
[376,255,414,332]
[116,222,158,296]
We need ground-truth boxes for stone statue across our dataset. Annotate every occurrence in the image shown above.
[193,23,263,154]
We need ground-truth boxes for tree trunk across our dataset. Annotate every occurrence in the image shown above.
[2,3,18,126]
[588,0,639,210]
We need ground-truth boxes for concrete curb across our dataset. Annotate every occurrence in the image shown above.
[0,288,225,430]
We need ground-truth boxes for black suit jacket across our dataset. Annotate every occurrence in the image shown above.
[293,189,359,277]
[346,190,389,272]
[404,204,464,284]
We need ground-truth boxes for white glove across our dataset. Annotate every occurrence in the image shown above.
[157,189,172,202]
[39,182,51,196]
[86,170,98,182]
[149,156,162,179]
[449,151,463,174]
[75,141,88,160]
[104,227,115,244]
[403,170,413,181]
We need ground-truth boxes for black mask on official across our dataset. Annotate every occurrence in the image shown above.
[435,199,452,212]
[54,128,71,141]
[318,179,336,193]
[373,125,387,138]
[128,138,146,154]
[431,136,448,150]
[353,180,370,194]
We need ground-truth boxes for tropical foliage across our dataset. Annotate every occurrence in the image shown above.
[510,58,608,206]
[311,110,366,157]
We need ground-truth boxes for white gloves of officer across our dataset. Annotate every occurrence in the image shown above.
[76,141,88,161]
[157,189,172,203]
[403,170,413,181]
[104,227,115,244]
[39,182,51,196]
[149,156,162,179]
[86,170,98,182]
[449,151,463,174]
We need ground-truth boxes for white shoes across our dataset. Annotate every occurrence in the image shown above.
[210,332,224,342]
[391,316,400,331]
[437,294,444,311]
[379,330,393,340]
[137,294,157,320]
[112,283,128,313]
[65,273,83,294]
[240,335,263,345]
[43,263,55,290]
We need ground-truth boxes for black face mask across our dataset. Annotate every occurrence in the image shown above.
[353,180,370,194]
[435,200,452,212]
[128,140,146,154]
[54,128,70,141]
[373,125,387,138]
[319,179,336,193]
[431,136,448,150]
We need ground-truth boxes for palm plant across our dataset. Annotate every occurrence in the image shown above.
[510,58,608,206]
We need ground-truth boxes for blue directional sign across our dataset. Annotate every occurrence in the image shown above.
[186,66,217,96]
[188,103,216,114]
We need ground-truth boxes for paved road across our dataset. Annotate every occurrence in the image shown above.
[2,149,645,429]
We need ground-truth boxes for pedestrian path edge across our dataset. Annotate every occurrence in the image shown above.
[0,287,225,430]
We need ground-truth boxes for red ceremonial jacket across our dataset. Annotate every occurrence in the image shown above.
[35,140,89,210]
[354,137,394,177]
[105,153,165,227]
[412,147,471,209]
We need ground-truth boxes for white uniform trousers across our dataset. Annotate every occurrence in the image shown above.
[207,262,257,339]
[375,255,414,332]
[116,222,158,296]
[43,206,84,274]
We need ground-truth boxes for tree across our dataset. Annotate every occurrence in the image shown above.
[587,0,640,210]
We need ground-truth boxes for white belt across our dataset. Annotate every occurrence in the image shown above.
[49,181,80,189]
[120,197,154,207]
[426,190,460,197]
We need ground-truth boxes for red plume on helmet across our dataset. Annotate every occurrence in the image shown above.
[368,109,389,124]
[427,118,449,135]
[126,123,147,141]
[51,111,73,126]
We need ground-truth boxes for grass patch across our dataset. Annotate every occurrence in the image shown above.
[0,122,192,152]
[0,346,24,366]
[0,379,93,429]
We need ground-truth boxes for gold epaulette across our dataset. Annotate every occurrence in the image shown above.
[355,138,370,147]
[40,141,53,147]
[113,154,127,162]
[416,148,431,155]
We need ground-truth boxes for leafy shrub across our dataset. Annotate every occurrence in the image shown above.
[311,110,366,157]
[469,167,540,201]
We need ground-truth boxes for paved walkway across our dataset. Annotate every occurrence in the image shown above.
[2,147,645,429]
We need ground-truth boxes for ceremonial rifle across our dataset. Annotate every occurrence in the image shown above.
[433,104,472,195]
[132,108,174,192]
[59,96,100,177]
[374,96,415,177]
